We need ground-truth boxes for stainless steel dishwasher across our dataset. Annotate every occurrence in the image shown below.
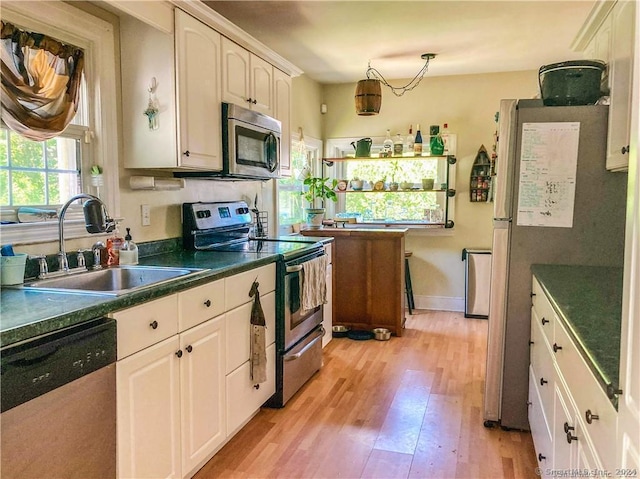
[1,317,117,479]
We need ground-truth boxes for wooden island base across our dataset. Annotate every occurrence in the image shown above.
[301,227,407,336]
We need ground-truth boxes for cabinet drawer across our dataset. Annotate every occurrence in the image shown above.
[530,311,555,417]
[178,278,225,331]
[553,319,616,470]
[114,295,179,359]
[528,366,552,476]
[225,291,275,374]
[226,343,276,435]
[532,277,555,347]
[225,263,276,311]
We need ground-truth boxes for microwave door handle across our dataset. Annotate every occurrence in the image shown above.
[266,133,279,172]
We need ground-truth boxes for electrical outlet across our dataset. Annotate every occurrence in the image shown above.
[141,204,151,226]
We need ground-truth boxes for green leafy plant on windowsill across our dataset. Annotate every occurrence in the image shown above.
[300,176,338,229]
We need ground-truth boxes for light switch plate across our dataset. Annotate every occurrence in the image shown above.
[141,204,151,226]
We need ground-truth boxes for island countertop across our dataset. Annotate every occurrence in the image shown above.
[531,264,623,402]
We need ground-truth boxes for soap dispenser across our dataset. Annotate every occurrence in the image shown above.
[119,227,139,265]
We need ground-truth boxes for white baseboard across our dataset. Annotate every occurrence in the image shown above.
[413,295,465,312]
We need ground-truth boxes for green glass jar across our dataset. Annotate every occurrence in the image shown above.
[430,125,444,156]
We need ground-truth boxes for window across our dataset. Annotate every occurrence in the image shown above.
[277,134,322,234]
[0,1,118,245]
[325,137,454,227]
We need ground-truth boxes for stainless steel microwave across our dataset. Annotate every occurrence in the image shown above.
[221,102,281,180]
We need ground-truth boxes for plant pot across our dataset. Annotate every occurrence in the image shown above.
[389,182,399,191]
[305,208,325,229]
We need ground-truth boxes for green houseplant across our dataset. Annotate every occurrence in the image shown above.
[301,176,338,229]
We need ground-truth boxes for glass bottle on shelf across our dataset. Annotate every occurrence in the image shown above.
[382,130,393,157]
[414,124,423,156]
[406,125,414,153]
[441,123,456,155]
[393,132,404,157]
[430,125,445,156]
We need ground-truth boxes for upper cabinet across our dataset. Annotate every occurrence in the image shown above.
[119,3,301,172]
[575,0,636,171]
[222,38,274,117]
[606,1,635,171]
[274,69,292,176]
[175,10,222,171]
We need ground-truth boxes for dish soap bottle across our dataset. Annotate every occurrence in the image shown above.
[119,228,139,265]
[106,222,124,266]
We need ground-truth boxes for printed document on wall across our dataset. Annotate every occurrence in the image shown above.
[516,122,580,228]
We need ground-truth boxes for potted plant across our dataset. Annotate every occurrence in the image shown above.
[389,161,400,191]
[300,176,338,229]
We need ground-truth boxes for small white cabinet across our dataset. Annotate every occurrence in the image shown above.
[606,0,635,171]
[274,67,292,176]
[222,38,274,116]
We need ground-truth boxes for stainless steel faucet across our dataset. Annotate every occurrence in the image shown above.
[58,194,114,273]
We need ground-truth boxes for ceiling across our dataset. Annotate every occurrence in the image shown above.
[204,1,596,84]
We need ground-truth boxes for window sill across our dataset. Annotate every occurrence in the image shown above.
[0,220,110,246]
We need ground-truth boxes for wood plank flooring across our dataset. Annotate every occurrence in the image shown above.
[194,310,538,479]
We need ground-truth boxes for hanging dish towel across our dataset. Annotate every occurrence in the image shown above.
[249,280,267,384]
[301,255,328,311]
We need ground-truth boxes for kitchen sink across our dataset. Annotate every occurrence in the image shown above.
[22,265,204,296]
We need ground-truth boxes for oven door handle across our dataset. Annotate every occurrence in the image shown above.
[286,264,303,273]
[283,327,325,361]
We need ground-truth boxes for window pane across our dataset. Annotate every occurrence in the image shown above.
[10,134,45,168]
[278,141,309,226]
[11,171,46,205]
[0,170,8,204]
[0,129,7,167]
[47,172,81,204]
[46,137,78,170]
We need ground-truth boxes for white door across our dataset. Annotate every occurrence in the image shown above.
[175,10,222,170]
[117,336,181,479]
[180,316,226,477]
[250,54,273,116]
[274,68,292,176]
[221,38,250,107]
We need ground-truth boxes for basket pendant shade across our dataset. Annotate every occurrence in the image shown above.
[355,79,382,116]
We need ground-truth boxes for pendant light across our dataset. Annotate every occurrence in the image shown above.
[355,53,436,116]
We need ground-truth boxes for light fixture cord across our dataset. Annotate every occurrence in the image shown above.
[365,57,432,97]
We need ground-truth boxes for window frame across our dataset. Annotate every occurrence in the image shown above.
[0,1,119,246]
[324,136,456,233]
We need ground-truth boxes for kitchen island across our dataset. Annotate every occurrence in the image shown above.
[301,226,407,336]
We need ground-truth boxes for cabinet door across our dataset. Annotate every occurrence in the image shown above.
[222,38,251,107]
[226,343,276,435]
[250,54,274,116]
[180,316,226,477]
[606,0,635,171]
[225,291,276,374]
[553,379,574,470]
[274,68,292,176]
[117,336,181,479]
[175,9,222,170]
[322,262,333,348]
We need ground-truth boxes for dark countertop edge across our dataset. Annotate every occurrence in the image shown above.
[531,264,620,406]
[301,228,408,238]
[0,254,278,349]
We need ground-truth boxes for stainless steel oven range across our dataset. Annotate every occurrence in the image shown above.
[182,201,325,407]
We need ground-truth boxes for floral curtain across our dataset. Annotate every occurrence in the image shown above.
[1,21,84,141]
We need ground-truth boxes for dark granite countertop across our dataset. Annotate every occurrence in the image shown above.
[531,264,623,402]
[1,249,285,348]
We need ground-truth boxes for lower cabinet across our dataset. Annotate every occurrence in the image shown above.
[528,276,616,474]
[116,315,226,479]
[115,263,277,479]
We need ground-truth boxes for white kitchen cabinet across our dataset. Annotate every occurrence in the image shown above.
[606,0,635,171]
[175,9,223,170]
[121,10,222,170]
[179,316,226,477]
[274,67,292,176]
[117,336,182,479]
[322,243,333,348]
[528,276,616,472]
[222,38,274,116]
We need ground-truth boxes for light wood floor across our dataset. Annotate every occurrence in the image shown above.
[195,310,538,479]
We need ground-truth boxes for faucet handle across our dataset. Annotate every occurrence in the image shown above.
[76,249,90,269]
[92,242,106,269]
[28,255,49,279]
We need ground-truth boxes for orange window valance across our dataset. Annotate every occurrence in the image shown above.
[1,21,84,141]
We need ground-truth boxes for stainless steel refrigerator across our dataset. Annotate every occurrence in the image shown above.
[483,99,627,430]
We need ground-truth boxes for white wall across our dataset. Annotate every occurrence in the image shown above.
[321,71,539,309]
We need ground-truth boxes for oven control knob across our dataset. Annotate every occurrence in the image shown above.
[237,207,249,215]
